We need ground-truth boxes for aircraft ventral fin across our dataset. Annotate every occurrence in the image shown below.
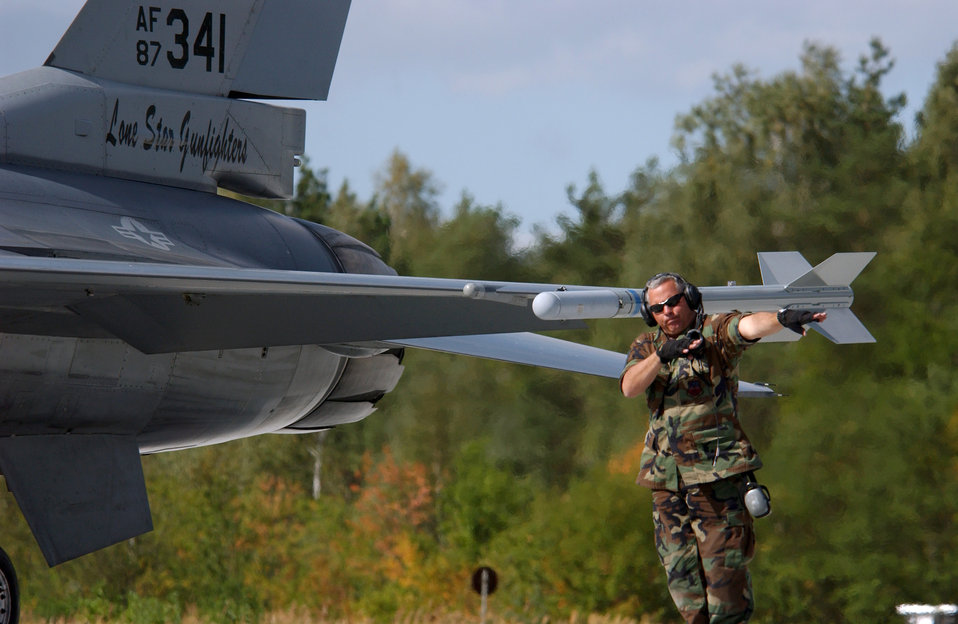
[0,435,152,566]
[46,0,351,100]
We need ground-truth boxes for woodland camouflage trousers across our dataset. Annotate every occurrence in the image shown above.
[651,476,755,624]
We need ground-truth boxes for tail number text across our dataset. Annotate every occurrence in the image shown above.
[135,6,226,73]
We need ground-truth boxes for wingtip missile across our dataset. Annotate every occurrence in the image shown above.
[531,251,876,344]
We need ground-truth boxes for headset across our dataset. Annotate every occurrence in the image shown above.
[639,272,703,327]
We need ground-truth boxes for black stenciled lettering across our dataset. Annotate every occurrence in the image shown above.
[179,110,192,172]
[176,110,249,172]
[136,40,150,66]
[219,13,226,73]
[145,104,179,153]
[166,9,189,69]
[136,6,149,31]
[194,12,215,72]
[143,104,156,150]
[105,100,138,148]
[147,106,177,153]
[162,120,174,151]
[136,6,160,32]
[106,100,120,145]
[136,41,161,66]
[119,118,138,147]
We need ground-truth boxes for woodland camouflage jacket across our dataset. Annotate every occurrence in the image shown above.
[621,312,763,490]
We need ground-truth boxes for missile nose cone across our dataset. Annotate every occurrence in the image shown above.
[532,292,562,320]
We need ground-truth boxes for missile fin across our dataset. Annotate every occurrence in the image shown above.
[758,252,812,285]
[789,252,876,288]
[809,308,876,344]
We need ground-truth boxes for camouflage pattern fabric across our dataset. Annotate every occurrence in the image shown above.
[621,313,762,490]
[621,313,763,622]
[652,476,755,624]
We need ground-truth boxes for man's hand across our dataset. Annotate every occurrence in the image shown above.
[777,309,825,335]
[656,332,704,362]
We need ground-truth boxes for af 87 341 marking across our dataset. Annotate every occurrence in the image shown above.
[135,6,226,73]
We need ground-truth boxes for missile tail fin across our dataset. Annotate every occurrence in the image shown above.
[788,252,876,288]
[757,251,877,344]
[810,308,876,344]
[758,251,813,285]
[758,251,876,288]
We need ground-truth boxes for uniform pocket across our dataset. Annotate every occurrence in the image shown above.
[723,519,755,569]
[717,477,755,568]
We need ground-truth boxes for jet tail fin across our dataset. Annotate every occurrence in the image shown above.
[46,0,351,100]
[757,251,876,344]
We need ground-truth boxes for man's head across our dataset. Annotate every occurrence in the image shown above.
[641,273,700,337]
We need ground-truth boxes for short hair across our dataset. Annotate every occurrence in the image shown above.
[645,272,685,292]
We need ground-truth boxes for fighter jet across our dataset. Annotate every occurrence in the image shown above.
[0,1,874,619]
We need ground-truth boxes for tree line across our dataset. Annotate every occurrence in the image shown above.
[3,38,957,623]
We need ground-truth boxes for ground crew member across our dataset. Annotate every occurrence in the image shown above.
[620,272,824,624]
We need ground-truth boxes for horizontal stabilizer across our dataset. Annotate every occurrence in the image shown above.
[0,434,153,566]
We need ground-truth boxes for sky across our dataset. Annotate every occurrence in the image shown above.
[2,1,957,242]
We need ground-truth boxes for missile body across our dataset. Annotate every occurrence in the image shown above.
[531,284,854,321]
[528,252,876,344]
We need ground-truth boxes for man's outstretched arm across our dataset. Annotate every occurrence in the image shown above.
[739,310,827,341]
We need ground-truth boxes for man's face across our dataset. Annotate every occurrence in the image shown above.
[647,279,697,337]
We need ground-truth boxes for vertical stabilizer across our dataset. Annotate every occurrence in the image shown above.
[46,0,351,100]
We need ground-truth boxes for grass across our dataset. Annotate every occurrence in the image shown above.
[22,607,662,624]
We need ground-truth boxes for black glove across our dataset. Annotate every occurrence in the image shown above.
[656,331,704,362]
[777,309,819,335]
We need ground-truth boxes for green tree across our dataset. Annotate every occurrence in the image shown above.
[373,150,441,273]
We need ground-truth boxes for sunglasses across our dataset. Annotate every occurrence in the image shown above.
[648,292,685,314]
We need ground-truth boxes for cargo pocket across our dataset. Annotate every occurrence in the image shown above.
[724,508,755,569]
[715,477,755,569]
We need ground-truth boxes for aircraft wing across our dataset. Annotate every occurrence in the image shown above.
[0,255,782,395]
[0,255,587,353]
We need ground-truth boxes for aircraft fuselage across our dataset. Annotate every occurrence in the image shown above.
[0,164,404,454]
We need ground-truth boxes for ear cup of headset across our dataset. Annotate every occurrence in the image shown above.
[684,282,702,311]
[639,287,655,326]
